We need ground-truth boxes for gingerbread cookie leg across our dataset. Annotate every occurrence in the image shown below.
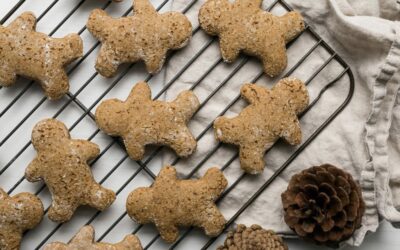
[200,168,227,235]
[168,127,197,157]
[48,197,77,223]
[239,144,265,174]
[142,48,167,74]
[86,183,116,211]
[0,64,17,87]
[201,205,226,235]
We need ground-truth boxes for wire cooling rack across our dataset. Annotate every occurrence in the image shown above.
[0,0,354,249]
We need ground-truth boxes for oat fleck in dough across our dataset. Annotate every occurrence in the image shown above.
[44,225,143,250]
[199,0,305,77]
[0,188,44,250]
[214,78,309,174]
[126,166,227,243]
[0,12,83,100]
[25,119,116,223]
[95,81,200,160]
[86,0,192,77]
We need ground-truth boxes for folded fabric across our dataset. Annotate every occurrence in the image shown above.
[164,0,400,247]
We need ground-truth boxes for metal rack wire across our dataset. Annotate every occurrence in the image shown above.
[0,0,354,249]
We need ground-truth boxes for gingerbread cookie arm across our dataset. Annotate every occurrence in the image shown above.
[156,166,178,184]
[281,118,302,145]
[240,83,270,104]
[70,226,95,244]
[219,34,241,63]
[239,144,265,174]
[203,168,227,198]
[116,235,143,250]
[25,158,43,182]
[237,0,262,7]
[172,90,200,122]
[86,183,116,211]
[280,12,305,43]
[0,188,7,199]
[133,0,158,16]
[128,81,152,102]
[95,45,121,78]
[71,139,100,161]
[124,133,149,160]
[8,11,36,31]
[214,116,244,145]
[86,9,113,42]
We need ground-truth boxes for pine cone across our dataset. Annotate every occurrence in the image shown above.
[281,164,365,246]
[217,224,288,250]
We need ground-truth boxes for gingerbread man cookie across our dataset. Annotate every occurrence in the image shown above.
[25,119,116,223]
[0,12,83,100]
[95,81,199,160]
[0,188,44,250]
[199,0,305,77]
[127,166,227,243]
[87,0,192,77]
[44,225,143,250]
[214,78,309,174]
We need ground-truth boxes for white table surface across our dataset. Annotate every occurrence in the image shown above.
[0,0,399,249]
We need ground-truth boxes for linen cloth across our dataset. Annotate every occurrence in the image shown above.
[164,0,400,247]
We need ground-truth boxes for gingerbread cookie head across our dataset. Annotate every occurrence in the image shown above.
[26,119,116,223]
[0,12,83,99]
[31,118,71,151]
[197,0,231,35]
[95,98,130,136]
[127,166,227,243]
[0,188,44,250]
[214,78,309,174]
[96,81,199,160]
[87,0,192,77]
[44,225,143,250]
[163,12,193,50]
[267,77,309,114]
[199,0,305,77]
